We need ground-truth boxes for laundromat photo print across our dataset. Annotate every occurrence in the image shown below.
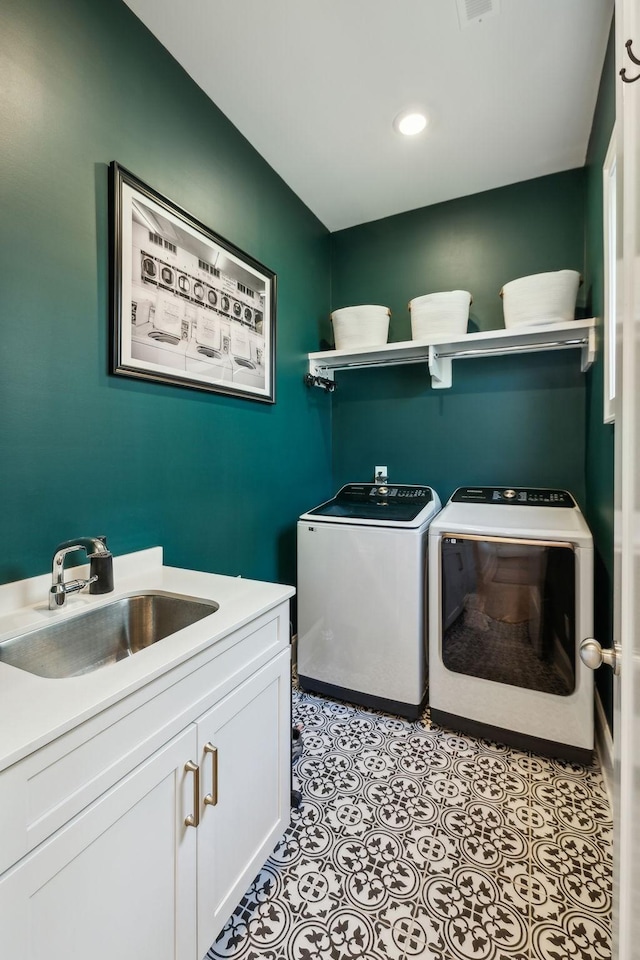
[109,162,276,403]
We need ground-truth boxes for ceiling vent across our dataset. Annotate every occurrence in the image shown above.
[456,0,500,28]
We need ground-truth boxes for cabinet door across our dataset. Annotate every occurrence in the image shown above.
[196,649,291,954]
[0,726,198,960]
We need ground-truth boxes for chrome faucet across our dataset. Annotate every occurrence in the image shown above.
[49,537,114,609]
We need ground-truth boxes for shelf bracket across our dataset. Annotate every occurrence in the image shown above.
[581,324,597,372]
[428,346,452,389]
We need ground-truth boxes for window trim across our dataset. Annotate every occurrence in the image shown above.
[602,126,617,424]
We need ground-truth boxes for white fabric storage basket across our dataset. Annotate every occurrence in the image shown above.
[331,305,390,350]
[409,291,471,339]
[500,270,581,328]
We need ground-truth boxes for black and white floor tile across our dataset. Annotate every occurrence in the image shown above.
[207,688,612,960]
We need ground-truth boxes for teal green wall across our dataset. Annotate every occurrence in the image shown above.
[0,0,616,731]
[584,19,616,726]
[330,171,588,505]
[0,0,332,587]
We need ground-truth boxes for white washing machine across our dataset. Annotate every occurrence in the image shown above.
[297,482,441,719]
[428,486,594,762]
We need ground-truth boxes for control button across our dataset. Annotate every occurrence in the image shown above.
[503,489,517,500]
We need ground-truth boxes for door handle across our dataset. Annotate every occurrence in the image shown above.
[203,742,218,807]
[184,760,200,827]
[579,638,621,676]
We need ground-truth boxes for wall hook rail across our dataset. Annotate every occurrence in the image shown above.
[620,39,640,83]
[304,373,336,392]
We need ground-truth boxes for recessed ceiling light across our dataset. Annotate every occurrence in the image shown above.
[394,110,428,137]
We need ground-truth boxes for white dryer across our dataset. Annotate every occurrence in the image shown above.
[428,486,594,762]
[297,482,441,719]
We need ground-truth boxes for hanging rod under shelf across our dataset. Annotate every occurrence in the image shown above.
[434,336,588,360]
[306,318,597,390]
[316,355,431,371]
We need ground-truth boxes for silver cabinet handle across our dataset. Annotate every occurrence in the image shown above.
[184,760,200,827]
[204,742,218,807]
[579,638,621,676]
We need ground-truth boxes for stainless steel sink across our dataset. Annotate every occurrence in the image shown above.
[0,591,219,679]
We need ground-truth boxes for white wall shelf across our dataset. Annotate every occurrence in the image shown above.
[306,318,597,390]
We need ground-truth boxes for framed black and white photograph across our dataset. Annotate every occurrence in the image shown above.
[109,162,276,403]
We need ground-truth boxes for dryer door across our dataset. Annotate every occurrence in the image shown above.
[440,534,576,695]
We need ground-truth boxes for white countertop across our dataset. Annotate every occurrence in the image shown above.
[0,548,294,772]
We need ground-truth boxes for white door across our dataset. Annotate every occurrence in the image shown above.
[612,4,639,956]
[581,6,640,955]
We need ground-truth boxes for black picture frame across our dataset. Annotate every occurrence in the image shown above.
[109,162,276,403]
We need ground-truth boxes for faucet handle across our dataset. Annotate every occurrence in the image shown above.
[49,575,98,606]
[65,575,98,595]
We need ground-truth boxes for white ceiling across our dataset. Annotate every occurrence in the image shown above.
[122,0,613,232]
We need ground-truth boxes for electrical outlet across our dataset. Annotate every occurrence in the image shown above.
[374,465,388,483]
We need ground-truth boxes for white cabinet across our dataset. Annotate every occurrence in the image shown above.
[0,602,291,960]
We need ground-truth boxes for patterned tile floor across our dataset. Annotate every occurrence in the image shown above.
[208,687,612,960]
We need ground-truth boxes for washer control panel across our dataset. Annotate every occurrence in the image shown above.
[336,483,433,502]
[451,486,575,507]
[307,483,436,522]
[370,486,431,499]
